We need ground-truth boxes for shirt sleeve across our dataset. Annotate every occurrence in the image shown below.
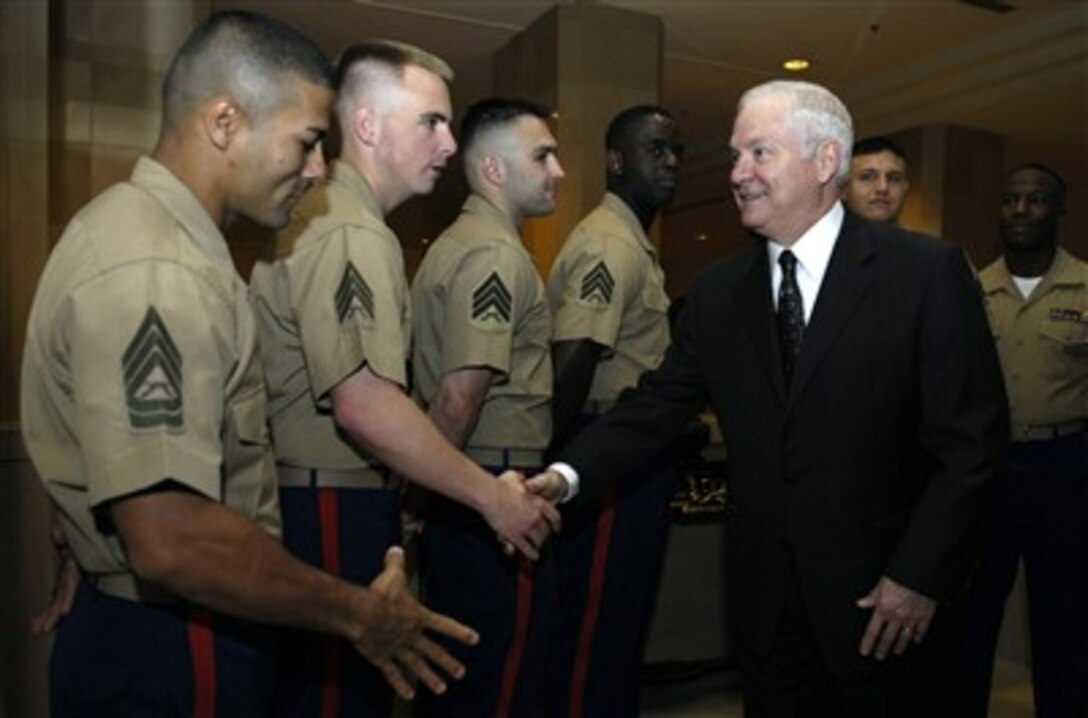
[288,225,409,398]
[438,243,528,378]
[65,261,233,508]
[550,233,639,350]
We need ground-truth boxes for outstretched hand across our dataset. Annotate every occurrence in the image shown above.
[524,469,569,503]
[353,546,479,699]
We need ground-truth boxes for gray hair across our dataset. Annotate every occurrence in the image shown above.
[739,80,853,183]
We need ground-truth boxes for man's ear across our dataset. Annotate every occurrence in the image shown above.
[483,154,504,185]
[606,148,624,176]
[814,140,842,185]
[205,97,242,151]
[354,105,379,147]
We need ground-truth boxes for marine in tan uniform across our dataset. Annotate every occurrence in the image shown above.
[250,43,558,718]
[21,13,474,715]
[545,105,684,718]
[411,98,564,718]
[956,164,1088,718]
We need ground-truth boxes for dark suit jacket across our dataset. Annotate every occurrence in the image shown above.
[560,212,1007,676]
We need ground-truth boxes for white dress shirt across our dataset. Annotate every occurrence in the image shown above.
[766,202,844,323]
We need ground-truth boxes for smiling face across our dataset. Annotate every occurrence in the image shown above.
[229,76,333,228]
[372,64,457,205]
[1000,167,1063,252]
[844,149,909,223]
[728,93,837,245]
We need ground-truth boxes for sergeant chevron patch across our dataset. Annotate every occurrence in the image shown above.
[122,306,183,430]
[580,260,615,305]
[472,271,512,325]
[335,261,375,323]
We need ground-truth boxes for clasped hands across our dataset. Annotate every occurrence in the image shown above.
[485,469,568,560]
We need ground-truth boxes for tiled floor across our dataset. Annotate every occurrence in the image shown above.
[639,658,1034,717]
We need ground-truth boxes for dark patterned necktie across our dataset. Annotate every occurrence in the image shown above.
[777,250,805,384]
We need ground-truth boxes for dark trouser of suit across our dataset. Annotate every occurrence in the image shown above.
[52,581,275,717]
[543,443,679,718]
[415,463,553,718]
[953,433,1088,718]
[738,548,962,718]
[274,485,401,718]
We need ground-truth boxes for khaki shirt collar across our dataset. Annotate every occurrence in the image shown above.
[330,160,384,222]
[602,192,657,260]
[463,193,522,244]
[131,156,232,266]
[981,246,1084,301]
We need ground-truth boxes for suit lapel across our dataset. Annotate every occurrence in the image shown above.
[788,215,876,409]
[734,243,787,401]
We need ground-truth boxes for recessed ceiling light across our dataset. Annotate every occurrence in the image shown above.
[783,58,811,72]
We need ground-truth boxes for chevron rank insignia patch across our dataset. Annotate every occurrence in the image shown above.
[579,260,615,305]
[122,306,183,430]
[471,271,512,326]
[335,261,374,323]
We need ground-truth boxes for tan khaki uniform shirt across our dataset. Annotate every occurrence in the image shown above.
[979,246,1088,436]
[251,161,410,470]
[549,193,671,407]
[21,157,279,601]
[411,194,552,453]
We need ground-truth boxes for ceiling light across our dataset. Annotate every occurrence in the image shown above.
[782,58,810,72]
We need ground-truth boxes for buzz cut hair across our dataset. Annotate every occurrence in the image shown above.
[459,97,552,158]
[1009,162,1067,209]
[739,80,854,183]
[161,10,333,133]
[334,40,453,118]
[605,104,673,152]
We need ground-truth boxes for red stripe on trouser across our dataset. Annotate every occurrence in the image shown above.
[496,556,535,718]
[568,487,618,718]
[188,608,216,718]
[319,488,342,718]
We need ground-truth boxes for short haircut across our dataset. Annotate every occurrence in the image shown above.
[738,80,854,183]
[606,105,673,151]
[852,136,907,163]
[1008,162,1067,203]
[162,10,333,133]
[459,97,552,157]
[334,40,453,118]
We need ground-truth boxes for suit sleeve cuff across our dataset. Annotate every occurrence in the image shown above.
[547,462,580,503]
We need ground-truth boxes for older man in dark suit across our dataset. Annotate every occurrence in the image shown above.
[529,80,1006,717]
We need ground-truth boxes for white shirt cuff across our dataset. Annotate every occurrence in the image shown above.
[547,462,580,503]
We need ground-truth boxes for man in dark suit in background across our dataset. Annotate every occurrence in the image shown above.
[530,79,1007,717]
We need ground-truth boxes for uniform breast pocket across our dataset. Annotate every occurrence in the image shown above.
[1040,319,1088,356]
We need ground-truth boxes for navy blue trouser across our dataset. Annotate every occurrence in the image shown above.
[274,485,401,718]
[51,581,275,717]
[544,455,679,718]
[415,464,554,718]
[954,433,1088,718]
